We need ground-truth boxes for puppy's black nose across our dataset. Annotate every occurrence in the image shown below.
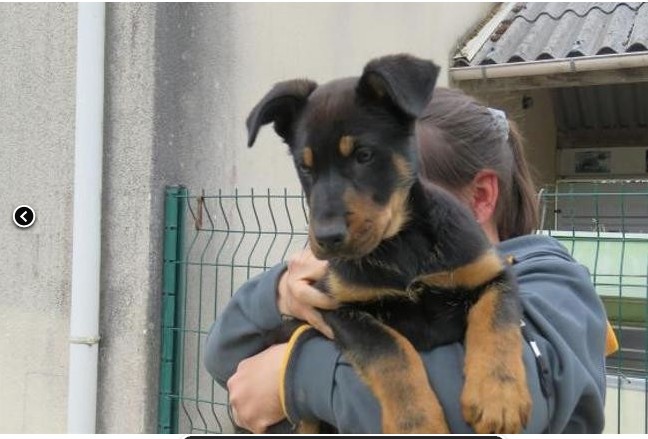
[314,223,346,252]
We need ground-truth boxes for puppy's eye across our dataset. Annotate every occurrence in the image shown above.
[354,147,374,164]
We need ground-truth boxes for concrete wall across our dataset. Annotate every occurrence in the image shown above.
[150,2,496,194]
[228,3,494,190]
[98,4,160,433]
[0,2,493,433]
[0,3,77,433]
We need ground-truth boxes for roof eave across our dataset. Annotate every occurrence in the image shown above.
[450,51,648,82]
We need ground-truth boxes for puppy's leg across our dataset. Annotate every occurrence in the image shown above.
[325,310,449,433]
[460,280,532,434]
[415,248,532,433]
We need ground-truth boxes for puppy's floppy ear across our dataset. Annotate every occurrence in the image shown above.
[246,79,317,147]
[357,54,439,119]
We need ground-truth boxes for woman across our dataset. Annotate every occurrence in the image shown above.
[204,88,608,433]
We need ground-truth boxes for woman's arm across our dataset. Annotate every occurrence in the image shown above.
[204,248,335,387]
[204,262,287,388]
[505,235,608,433]
[278,319,550,433]
[218,235,607,433]
[277,235,606,433]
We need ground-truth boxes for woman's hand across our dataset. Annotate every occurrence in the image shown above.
[227,343,287,433]
[229,248,337,432]
[277,248,338,339]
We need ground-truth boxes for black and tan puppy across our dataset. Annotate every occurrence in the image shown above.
[247,54,531,434]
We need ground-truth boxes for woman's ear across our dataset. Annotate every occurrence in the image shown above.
[468,170,499,225]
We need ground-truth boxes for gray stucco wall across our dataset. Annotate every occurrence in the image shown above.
[0,3,77,433]
[98,3,159,433]
[1,2,492,433]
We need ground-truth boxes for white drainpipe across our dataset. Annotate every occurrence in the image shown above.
[450,52,648,82]
[67,2,105,433]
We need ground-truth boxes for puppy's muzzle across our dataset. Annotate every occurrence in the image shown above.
[313,221,347,254]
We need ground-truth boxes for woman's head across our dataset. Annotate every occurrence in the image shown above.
[416,87,538,241]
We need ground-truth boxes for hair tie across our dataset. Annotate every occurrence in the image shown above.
[488,107,509,142]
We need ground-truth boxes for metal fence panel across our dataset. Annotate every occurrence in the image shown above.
[159,188,309,433]
[538,180,648,433]
[160,180,648,433]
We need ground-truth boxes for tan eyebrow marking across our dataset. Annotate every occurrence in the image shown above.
[339,136,354,157]
[302,147,314,167]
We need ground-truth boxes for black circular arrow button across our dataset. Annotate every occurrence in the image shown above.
[13,205,36,228]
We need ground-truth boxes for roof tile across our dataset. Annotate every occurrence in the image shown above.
[454,2,648,67]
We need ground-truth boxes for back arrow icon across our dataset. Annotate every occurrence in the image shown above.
[13,205,35,228]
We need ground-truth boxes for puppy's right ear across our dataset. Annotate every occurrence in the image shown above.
[246,79,317,147]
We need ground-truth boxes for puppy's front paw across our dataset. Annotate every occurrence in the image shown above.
[461,372,531,434]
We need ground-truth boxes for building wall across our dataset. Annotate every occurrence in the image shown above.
[98,4,160,433]
[0,3,77,433]
[227,3,494,190]
[0,2,493,433]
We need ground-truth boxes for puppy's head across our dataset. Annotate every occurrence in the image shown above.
[247,54,439,260]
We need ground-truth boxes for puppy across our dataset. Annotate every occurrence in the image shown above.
[247,54,531,433]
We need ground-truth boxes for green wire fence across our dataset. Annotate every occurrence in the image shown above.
[159,179,648,434]
[159,187,310,434]
[538,180,648,433]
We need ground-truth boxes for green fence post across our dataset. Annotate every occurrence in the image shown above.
[158,186,186,433]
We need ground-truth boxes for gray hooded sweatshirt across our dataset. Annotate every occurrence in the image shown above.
[204,234,608,433]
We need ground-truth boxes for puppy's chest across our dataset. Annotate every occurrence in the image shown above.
[326,229,444,302]
[326,255,427,303]
[326,257,479,309]
[327,263,480,350]
[324,230,492,349]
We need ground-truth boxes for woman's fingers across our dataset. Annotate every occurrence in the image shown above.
[291,282,338,310]
[301,307,335,340]
[229,405,240,427]
[300,249,329,279]
[279,247,339,338]
[288,247,329,281]
[283,281,337,339]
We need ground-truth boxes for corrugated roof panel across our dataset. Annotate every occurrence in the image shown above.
[595,85,617,129]
[569,2,602,17]
[538,10,583,59]
[576,87,598,128]
[553,90,567,131]
[518,2,642,22]
[474,15,530,64]
[636,83,648,126]
[516,2,551,21]
[595,5,637,54]
[454,2,648,67]
[550,10,592,58]
[506,15,558,61]
[569,8,613,57]
[628,5,648,51]
[553,83,648,132]
[560,87,583,129]
[615,84,635,127]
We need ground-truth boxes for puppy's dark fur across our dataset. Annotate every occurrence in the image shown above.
[247,54,531,434]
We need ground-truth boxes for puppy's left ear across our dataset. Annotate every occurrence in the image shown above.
[357,54,439,119]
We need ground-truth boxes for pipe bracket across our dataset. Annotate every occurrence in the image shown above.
[70,336,101,346]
